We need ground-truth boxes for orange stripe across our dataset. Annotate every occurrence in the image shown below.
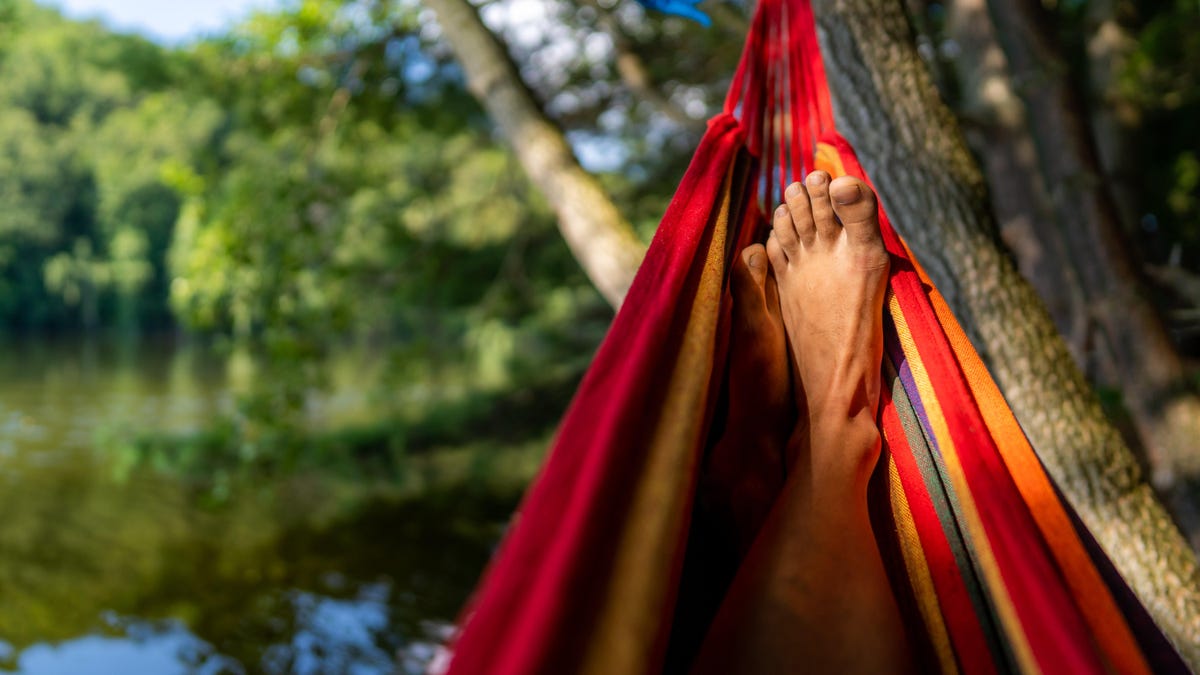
[822,139,1144,673]
[814,142,845,177]
[900,240,1152,675]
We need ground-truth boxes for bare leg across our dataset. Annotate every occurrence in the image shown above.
[701,244,793,556]
[693,172,913,674]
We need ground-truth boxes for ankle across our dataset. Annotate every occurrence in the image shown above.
[810,412,882,490]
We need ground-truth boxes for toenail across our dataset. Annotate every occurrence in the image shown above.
[834,183,863,204]
[775,204,788,218]
[785,182,803,198]
[806,172,826,186]
[747,251,763,269]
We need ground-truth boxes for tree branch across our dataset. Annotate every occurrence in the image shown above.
[424,0,647,308]
[583,0,706,132]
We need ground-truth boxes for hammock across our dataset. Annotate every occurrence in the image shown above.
[441,0,1190,672]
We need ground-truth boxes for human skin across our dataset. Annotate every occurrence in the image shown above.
[692,172,914,674]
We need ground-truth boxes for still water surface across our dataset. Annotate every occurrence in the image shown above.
[0,337,505,674]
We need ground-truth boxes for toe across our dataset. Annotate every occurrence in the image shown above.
[741,244,769,288]
[766,230,788,271]
[771,204,800,256]
[764,272,781,319]
[805,171,841,242]
[829,176,883,247]
[732,244,769,328]
[784,181,817,247]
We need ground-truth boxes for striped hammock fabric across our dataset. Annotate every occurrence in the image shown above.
[441,0,1191,672]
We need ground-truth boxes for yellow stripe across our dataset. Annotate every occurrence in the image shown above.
[579,162,736,675]
[888,293,1042,675]
[899,239,1151,675]
[887,454,960,675]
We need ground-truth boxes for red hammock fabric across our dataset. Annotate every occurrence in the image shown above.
[440,1,1190,673]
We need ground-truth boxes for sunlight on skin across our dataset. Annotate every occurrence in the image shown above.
[695,173,913,674]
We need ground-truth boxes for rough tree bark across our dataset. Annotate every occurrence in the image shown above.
[985,0,1200,548]
[423,0,646,308]
[813,0,1200,661]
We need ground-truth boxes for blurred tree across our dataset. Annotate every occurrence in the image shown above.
[927,0,1200,545]
[0,0,616,446]
[42,237,105,329]
[978,0,1200,550]
[425,0,647,307]
[0,0,197,333]
[1125,0,1200,349]
[0,104,94,328]
[159,0,617,442]
[88,93,224,329]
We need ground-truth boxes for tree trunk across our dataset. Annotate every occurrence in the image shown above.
[985,0,1200,549]
[812,0,1200,663]
[1083,0,1141,233]
[941,0,1200,551]
[943,0,1091,364]
[424,0,647,309]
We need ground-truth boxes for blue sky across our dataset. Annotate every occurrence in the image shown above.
[45,0,279,42]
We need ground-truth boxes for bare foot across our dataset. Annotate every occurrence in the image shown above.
[693,173,912,675]
[701,244,792,555]
[767,170,890,489]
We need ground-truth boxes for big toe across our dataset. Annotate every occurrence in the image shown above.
[732,244,769,310]
[829,176,883,246]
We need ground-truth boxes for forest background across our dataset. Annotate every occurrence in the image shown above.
[0,0,1198,670]
[4,0,1198,491]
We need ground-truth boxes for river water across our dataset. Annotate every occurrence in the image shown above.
[0,336,512,674]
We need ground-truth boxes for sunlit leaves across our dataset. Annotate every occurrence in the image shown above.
[2,0,620,443]
[0,108,79,244]
[0,1,208,329]
[1122,0,1200,111]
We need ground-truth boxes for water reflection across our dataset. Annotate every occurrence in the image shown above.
[0,337,512,673]
[0,336,392,454]
[13,621,239,675]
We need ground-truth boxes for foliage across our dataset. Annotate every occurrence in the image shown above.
[0,0,628,445]
[1,0,1196,442]
[1124,0,1200,265]
[0,1,196,331]
[162,0,617,438]
[0,0,754,445]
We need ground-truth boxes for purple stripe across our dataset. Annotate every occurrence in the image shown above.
[884,313,941,458]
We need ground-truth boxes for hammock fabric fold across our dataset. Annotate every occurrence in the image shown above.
[442,0,1190,673]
